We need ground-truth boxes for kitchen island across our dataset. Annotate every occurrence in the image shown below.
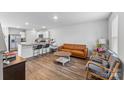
[18,43,50,58]
[18,43,34,58]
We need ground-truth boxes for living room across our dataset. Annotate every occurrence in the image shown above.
[0,12,123,80]
[1,0,124,93]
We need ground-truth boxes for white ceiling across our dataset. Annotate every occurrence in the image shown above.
[0,12,110,30]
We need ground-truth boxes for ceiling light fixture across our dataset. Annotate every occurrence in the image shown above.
[53,15,58,20]
[25,22,29,25]
[42,26,46,29]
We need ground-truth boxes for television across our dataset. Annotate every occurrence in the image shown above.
[0,24,7,53]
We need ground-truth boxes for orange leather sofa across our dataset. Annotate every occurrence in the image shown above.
[58,44,88,58]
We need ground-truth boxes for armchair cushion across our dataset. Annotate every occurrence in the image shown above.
[91,57,109,68]
[108,55,118,70]
[104,50,112,60]
[88,63,109,78]
[91,57,103,64]
[102,60,109,68]
[90,49,112,63]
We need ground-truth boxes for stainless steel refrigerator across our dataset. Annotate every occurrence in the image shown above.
[8,34,21,51]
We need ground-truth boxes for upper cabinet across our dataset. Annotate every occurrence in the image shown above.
[20,31,26,38]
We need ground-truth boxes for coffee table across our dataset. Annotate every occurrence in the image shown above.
[54,51,71,66]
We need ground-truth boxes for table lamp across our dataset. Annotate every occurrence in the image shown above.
[96,38,106,52]
[99,38,106,45]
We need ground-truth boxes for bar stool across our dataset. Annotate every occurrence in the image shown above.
[42,44,50,54]
[33,44,41,56]
[39,44,43,55]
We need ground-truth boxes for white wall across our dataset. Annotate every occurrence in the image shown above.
[50,20,108,54]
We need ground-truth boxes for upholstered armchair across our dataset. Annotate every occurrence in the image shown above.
[85,56,120,80]
[90,50,113,64]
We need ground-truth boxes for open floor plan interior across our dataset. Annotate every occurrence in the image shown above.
[0,12,124,80]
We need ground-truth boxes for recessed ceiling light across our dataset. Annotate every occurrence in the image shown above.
[25,22,29,25]
[53,15,58,20]
[42,26,46,29]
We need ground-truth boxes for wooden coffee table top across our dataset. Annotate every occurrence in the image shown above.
[54,51,71,57]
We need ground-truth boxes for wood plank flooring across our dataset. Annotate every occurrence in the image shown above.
[26,53,88,80]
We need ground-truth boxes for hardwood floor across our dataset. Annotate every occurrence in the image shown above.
[26,53,88,80]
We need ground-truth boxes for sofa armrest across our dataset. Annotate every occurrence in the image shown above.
[58,46,63,50]
[83,48,88,58]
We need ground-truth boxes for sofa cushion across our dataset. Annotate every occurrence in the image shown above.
[60,49,84,56]
[71,50,84,56]
[60,49,72,52]
[63,44,86,50]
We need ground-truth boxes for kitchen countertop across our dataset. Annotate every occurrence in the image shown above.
[19,43,48,46]
[20,44,33,46]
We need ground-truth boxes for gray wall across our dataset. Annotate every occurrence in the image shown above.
[50,20,108,55]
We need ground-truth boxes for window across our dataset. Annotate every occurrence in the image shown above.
[111,15,118,54]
